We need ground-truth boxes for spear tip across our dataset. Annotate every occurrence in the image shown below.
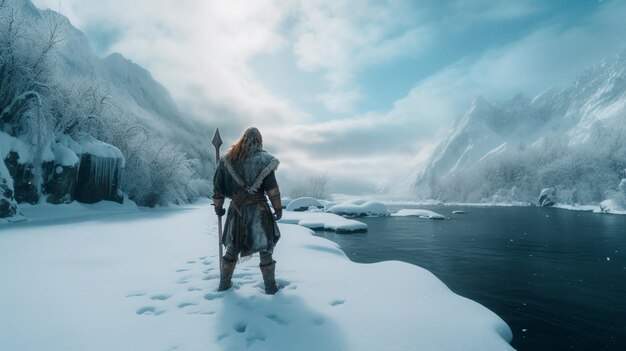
[212,128,223,148]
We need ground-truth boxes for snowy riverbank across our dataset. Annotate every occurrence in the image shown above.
[331,195,626,216]
[0,201,514,351]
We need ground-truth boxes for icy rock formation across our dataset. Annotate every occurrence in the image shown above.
[75,150,124,205]
[56,136,123,204]
[539,188,557,207]
[0,172,18,217]
[1,133,34,214]
[3,151,38,204]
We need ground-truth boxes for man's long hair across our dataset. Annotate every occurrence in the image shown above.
[227,127,263,161]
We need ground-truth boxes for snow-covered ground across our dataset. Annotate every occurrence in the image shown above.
[0,201,514,351]
[554,202,626,215]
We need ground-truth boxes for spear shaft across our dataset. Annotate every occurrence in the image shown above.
[212,128,224,268]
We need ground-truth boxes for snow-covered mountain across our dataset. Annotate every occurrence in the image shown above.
[415,50,626,206]
[43,2,213,162]
[1,0,214,209]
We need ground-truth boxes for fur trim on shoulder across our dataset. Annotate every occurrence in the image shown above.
[223,157,246,188]
[248,158,280,194]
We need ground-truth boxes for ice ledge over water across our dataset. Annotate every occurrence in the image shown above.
[392,209,446,219]
[279,210,368,232]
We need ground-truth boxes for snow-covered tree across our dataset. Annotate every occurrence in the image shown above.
[288,174,330,200]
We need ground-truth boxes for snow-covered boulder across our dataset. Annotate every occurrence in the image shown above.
[3,151,38,204]
[1,132,36,214]
[326,201,390,217]
[286,197,324,211]
[600,199,626,214]
[323,201,337,212]
[539,188,557,207]
[344,199,368,205]
[391,209,446,220]
[306,206,323,213]
[43,138,81,204]
[0,167,18,218]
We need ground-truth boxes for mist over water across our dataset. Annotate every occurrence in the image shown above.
[314,205,626,351]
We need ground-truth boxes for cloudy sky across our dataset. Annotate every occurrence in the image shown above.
[33,0,626,194]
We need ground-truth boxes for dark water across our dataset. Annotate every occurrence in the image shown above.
[313,205,626,351]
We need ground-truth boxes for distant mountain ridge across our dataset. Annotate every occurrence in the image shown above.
[415,50,626,206]
[102,52,181,122]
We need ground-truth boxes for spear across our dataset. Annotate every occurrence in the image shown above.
[212,128,224,269]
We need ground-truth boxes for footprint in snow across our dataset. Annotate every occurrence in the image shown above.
[277,279,294,290]
[187,311,217,316]
[246,331,266,347]
[204,292,223,301]
[236,298,258,311]
[312,316,325,326]
[177,276,191,284]
[151,294,172,301]
[233,322,247,333]
[330,299,345,306]
[178,302,197,309]
[203,274,219,281]
[188,310,216,315]
[136,306,165,316]
[126,292,146,298]
[265,313,288,326]
[176,268,191,273]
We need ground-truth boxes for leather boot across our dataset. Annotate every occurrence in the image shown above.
[260,260,279,295]
[217,257,236,291]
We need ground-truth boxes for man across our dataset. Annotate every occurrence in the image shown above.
[212,127,283,294]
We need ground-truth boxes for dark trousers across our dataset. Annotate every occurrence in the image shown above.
[224,245,274,266]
